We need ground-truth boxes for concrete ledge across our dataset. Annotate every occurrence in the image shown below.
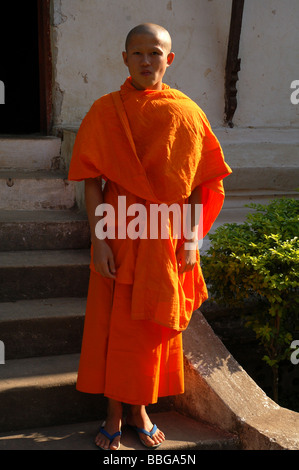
[0,170,76,211]
[0,209,89,251]
[0,249,90,301]
[175,311,299,450]
[0,298,86,359]
[0,136,62,170]
[0,354,106,431]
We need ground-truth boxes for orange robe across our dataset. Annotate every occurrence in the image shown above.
[68,77,232,404]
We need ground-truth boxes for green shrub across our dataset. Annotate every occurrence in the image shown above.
[201,198,299,403]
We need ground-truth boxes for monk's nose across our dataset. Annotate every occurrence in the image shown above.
[141,55,151,65]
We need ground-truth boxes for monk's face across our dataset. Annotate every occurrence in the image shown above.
[122,33,175,91]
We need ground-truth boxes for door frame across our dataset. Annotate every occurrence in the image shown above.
[37,0,52,135]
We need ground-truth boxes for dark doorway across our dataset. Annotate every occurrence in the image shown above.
[0,1,51,134]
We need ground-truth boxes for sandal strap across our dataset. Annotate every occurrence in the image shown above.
[134,424,157,438]
[99,426,121,442]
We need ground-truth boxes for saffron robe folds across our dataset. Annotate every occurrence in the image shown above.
[77,273,185,402]
[69,78,232,332]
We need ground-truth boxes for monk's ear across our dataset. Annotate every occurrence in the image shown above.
[166,52,175,67]
[122,51,128,67]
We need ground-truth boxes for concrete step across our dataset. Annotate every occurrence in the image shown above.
[216,128,299,192]
[0,170,76,210]
[0,209,90,251]
[224,188,299,208]
[0,353,105,431]
[0,189,295,252]
[0,136,62,170]
[224,166,299,191]
[0,353,174,433]
[0,297,86,359]
[0,411,240,450]
[0,249,90,301]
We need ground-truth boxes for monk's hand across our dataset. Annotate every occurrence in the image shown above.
[92,239,116,279]
[176,241,197,275]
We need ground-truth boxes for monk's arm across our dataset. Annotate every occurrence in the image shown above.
[85,177,116,279]
[176,185,202,274]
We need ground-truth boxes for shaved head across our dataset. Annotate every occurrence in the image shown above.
[125,23,172,53]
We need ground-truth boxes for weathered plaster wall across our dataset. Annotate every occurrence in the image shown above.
[51,0,299,131]
[236,0,299,128]
[51,0,230,129]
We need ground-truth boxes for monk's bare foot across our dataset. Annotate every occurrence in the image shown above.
[95,399,122,450]
[127,405,165,448]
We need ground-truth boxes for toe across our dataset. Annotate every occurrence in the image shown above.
[95,434,109,449]
[153,429,165,445]
[141,426,165,447]
[110,437,121,450]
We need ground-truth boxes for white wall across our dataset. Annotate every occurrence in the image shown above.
[52,0,299,130]
[236,0,299,128]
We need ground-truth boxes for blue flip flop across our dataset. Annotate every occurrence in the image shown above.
[129,424,162,448]
[96,425,122,450]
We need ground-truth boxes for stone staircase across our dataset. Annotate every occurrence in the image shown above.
[0,135,240,451]
[0,129,298,450]
[0,136,95,432]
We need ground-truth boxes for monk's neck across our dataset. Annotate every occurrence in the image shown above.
[130,80,163,91]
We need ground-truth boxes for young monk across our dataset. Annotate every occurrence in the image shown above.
[68,23,232,450]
